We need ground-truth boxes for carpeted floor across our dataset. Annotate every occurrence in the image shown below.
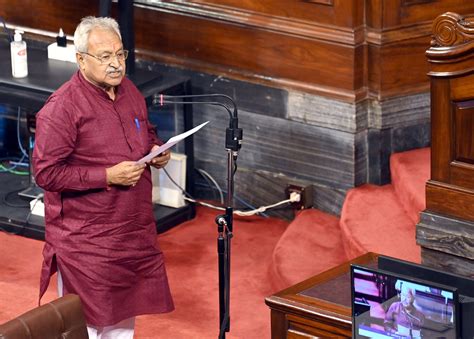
[0,206,288,338]
[0,147,431,338]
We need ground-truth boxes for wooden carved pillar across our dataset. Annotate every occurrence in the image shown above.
[417,12,474,277]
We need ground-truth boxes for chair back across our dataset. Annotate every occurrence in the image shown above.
[0,294,88,339]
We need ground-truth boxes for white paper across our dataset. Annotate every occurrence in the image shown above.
[137,121,209,164]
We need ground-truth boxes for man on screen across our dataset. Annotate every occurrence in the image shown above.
[384,284,425,337]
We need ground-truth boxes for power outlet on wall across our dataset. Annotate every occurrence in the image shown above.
[285,184,313,210]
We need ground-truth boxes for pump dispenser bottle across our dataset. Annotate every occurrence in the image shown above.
[11,30,28,78]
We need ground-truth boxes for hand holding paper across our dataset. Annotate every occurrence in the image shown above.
[137,121,209,165]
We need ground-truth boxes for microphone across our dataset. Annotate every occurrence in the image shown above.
[152,93,243,152]
[153,92,242,337]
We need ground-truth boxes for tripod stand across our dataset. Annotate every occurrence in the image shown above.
[153,93,242,338]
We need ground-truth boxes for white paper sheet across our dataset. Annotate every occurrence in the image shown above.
[137,121,209,164]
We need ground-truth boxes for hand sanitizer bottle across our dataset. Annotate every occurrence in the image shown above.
[11,30,28,78]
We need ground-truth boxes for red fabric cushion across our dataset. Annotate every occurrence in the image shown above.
[271,209,348,290]
[390,148,430,223]
[340,184,420,263]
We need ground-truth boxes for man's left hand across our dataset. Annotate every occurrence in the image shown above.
[148,146,170,169]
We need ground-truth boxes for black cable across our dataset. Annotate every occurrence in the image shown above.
[233,161,238,177]
[2,187,30,208]
[0,16,13,42]
[25,194,43,225]
[195,169,220,202]
[0,156,23,162]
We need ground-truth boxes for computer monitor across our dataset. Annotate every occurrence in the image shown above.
[351,264,459,338]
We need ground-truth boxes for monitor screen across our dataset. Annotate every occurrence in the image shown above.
[351,264,459,338]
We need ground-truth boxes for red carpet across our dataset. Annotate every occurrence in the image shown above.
[0,206,288,338]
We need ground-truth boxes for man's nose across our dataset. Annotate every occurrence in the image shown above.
[109,56,121,68]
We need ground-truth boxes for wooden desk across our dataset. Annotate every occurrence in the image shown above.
[265,253,378,338]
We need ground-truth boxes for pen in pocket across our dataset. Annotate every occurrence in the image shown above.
[134,117,140,131]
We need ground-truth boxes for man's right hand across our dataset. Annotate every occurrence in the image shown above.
[106,161,146,186]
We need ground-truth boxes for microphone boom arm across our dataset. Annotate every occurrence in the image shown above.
[153,94,242,152]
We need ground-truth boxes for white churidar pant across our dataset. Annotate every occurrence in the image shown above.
[57,269,135,339]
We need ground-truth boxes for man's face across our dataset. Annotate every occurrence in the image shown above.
[77,28,126,89]
[400,289,414,307]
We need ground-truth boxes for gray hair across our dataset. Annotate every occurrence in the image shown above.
[74,16,121,53]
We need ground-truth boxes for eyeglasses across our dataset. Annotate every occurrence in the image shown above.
[80,50,129,64]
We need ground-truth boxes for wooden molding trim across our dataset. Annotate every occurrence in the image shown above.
[366,21,432,45]
[137,48,368,102]
[302,0,334,5]
[137,2,437,47]
[426,180,474,222]
[135,2,363,46]
[402,0,435,5]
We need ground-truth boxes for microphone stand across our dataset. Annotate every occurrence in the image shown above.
[153,94,243,339]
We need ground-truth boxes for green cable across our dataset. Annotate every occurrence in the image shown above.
[0,164,29,175]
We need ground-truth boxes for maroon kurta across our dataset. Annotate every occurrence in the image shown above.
[32,71,174,326]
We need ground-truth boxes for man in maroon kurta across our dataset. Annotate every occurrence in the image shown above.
[32,16,174,335]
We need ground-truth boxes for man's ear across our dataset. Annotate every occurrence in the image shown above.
[76,53,85,69]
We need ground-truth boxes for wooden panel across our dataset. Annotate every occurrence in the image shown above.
[133,4,361,101]
[270,310,288,339]
[430,78,451,182]
[395,0,474,27]
[378,36,432,97]
[426,181,474,222]
[454,101,474,164]
[450,162,474,190]
[162,0,358,27]
[450,76,474,101]
[287,314,351,337]
[0,0,96,36]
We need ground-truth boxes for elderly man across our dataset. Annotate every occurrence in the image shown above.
[33,16,174,338]
[384,284,425,337]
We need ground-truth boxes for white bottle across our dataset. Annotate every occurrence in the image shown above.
[11,30,28,78]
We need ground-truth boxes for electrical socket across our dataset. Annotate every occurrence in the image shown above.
[285,184,313,210]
